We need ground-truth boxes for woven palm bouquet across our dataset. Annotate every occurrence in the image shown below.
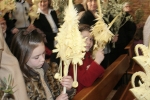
[53,0,86,93]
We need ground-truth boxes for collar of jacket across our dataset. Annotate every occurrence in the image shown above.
[37,8,54,14]
[27,62,49,80]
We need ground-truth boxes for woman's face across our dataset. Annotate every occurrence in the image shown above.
[123,4,131,13]
[87,0,97,12]
[81,30,93,52]
[27,42,45,69]
[39,0,49,11]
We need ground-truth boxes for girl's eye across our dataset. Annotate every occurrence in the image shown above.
[42,52,46,56]
[43,51,46,55]
[34,56,39,59]
[90,38,93,41]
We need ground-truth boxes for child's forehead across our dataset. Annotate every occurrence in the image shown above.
[81,30,91,34]
[81,30,92,33]
[81,30,93,37]
[30,42,45,56]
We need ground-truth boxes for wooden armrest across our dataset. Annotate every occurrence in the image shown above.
[124,40,134,59]
[125,40,134,50]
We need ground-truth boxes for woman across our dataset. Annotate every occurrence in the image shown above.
[109,2,136,64]
[34,0,59,50]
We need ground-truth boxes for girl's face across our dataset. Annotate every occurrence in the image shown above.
[87,0,97,12]
[39,0,49,11]
[81,30,93,52]
[27,42,45,69]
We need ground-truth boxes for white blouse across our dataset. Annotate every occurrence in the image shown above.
[38,8,58,33]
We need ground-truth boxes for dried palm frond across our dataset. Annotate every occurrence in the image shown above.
[28,0,40,24]
[0,0,15,18]
[91,0,114,58]
[0,75,15,100]
[53,0,86,92]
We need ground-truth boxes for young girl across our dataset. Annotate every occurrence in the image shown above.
[68,24,105,94]
[10,29,75,100]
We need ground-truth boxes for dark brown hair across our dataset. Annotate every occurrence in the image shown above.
[79,24,91,32]
[79,24,94,52]
[10,29,44,78]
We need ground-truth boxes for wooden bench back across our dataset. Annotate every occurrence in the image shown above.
[73,54,129,100]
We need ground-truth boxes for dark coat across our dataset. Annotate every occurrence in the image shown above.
[109,12,136,64]
[34,10,59,50]
[79,10,97,26]
[116,13,136,46]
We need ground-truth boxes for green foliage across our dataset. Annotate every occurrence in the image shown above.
[134,8,144,24]
[52,0,69,25]
[0,75,15,99]
[102,0,133,34]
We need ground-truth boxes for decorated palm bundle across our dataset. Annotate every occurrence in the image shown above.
[129,44,150,100]
[91,0,115,58]
[0,0,15,18]
[28,0,40,24]
[53,0,86,93]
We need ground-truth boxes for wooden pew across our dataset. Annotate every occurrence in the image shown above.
[124,39,134,60]
[124,39,143,75]
[112,81,135,100]
[112,40,144,100]
[73,54,129,100]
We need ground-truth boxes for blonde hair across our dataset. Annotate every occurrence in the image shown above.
[81,0,88,11]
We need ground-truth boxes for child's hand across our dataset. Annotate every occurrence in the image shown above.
[94,49,104,65]
[26,24,36,32]
[11,28,19,34]
[60,76,73,90]
[56,92,68,100]
[86,65,90,70]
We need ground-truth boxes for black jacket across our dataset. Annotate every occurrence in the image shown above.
[34,10,59,50]
[116,13,136,46]
[79,10,97,26]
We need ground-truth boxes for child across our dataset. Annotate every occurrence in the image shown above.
[10,29,76,100]
[68,24,105,94]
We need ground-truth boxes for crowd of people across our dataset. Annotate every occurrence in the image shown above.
[0,0,145,99]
